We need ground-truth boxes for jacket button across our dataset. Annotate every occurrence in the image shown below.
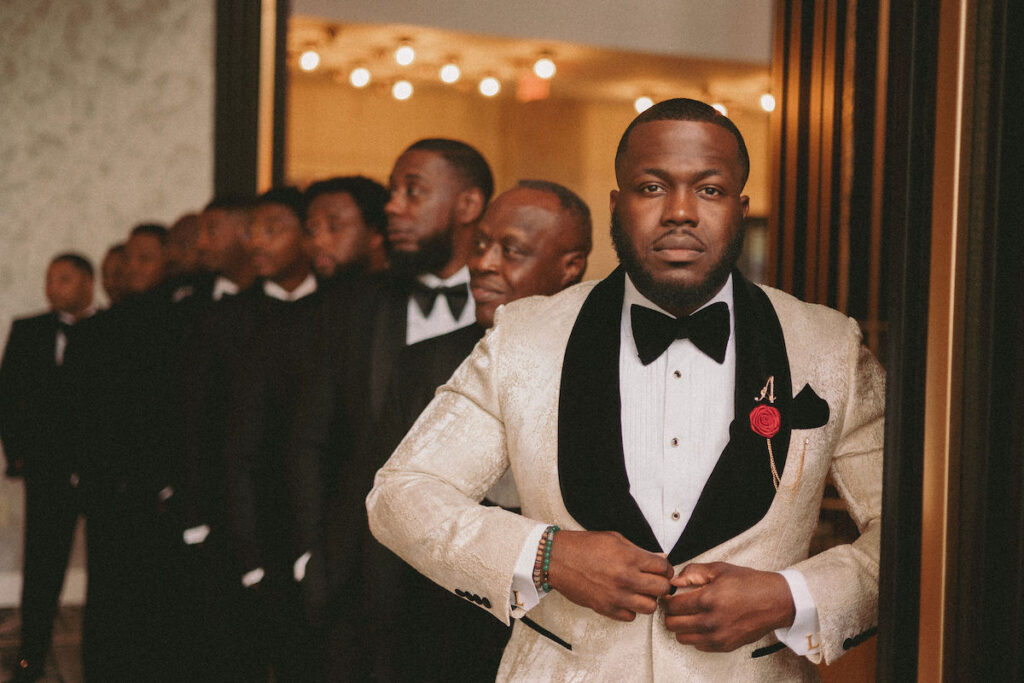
[482,597,491,608]
[455,589,465,597]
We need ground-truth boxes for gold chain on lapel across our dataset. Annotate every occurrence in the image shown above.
[769,436,807,502]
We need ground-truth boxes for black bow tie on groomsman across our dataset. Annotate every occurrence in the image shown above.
[630,302,730,365]
[411,280,470,320]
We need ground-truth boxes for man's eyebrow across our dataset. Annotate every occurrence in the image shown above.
[635,167,730,182]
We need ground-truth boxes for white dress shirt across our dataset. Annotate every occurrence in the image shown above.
[263,273,317,302]
[54,306,96,366]
[405,266,476,345]
[212,275,241,302]
[511,274,820,657]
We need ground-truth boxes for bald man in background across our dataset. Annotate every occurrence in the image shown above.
[342,180,593,682]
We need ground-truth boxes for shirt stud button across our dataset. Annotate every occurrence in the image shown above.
[671,511,681,521]
[673,370,681,378]
[670,437,678,447]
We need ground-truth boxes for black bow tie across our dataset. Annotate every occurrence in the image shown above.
[630,302,730,365]
[411,281,470,320]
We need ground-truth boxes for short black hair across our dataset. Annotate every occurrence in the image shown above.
[406,138,494,205]
[515,179,593,253]
[256,186,305,223]
[51,252,94,277]
[204,194,254,213]
[105,242,126,257]
[614,98,750,188]
[303,176,389,236]
[130,223,169,245]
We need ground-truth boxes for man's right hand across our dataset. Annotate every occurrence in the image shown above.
[547,530,673,621]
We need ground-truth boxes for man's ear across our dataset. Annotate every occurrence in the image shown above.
[609,189,619,215]
[740,194,750,218]
[454,187,486,225]
[559,251,588,288]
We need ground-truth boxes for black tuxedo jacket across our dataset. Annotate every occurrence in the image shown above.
[0,312,76,477]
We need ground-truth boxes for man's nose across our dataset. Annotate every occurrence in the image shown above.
[385,191,405,216]
[663,190,697,225]
[472,243,501,273]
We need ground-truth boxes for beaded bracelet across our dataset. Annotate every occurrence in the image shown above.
[533,525,560,593]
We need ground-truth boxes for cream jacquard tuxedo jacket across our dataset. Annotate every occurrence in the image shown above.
[367,269,884,682]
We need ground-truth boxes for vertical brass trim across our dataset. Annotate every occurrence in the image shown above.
[918,0,969,680]
[836,0,857,315]
[866,0,888,357]
[256,0,277,193]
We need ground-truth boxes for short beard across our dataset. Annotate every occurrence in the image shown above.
[610,211,745,314]
[387,225,454,278]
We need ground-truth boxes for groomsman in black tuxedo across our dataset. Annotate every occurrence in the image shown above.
[363,179,593,682]
[173,195,260,681]
[70,222,183,682]
[0,253,95,682]
[289,139,492,679]
[220,186,327,681]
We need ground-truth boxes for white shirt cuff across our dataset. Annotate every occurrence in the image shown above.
[509,523,549,617]
[774,569,822,660]
[293,551,312,582]
[158,486,174,502]
[183,525,211,545]
[241,567,265,588]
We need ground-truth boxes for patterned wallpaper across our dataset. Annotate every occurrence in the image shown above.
[0,0,214,326]
[0,0,214,595]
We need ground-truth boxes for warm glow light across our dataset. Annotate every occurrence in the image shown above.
[299,50,320,72]
[533,57,556,79]
[634,96,654,113]
[760,93,776,112]
[349,67,371,88]
[711,102,728,116]
[440,63,461,84]
[392,80,413,100]
[479,77,501,97]
[395,44,415,66]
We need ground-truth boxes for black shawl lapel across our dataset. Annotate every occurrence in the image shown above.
[666,272,792,564]
[558,268,662,553]
[368,278,409,421]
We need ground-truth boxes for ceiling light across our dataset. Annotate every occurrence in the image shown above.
[760,93,776,112]
[634,96,654,113]
[349,67,371,88]
[479,77,501,97]
[711,103,728,116]
[533,57,556,80]
[392,80,413,100]
[395,43,415,66]
[440,63,461,84]
[299,50,320,72]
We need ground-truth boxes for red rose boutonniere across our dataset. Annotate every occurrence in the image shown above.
[751,376,805,500]
[749,404,781,438]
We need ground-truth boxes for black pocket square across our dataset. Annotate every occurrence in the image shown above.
[790,384,830,429]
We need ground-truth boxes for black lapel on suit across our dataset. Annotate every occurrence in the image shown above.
[666,272,792,564]
[558,267,662,553]
[368,278,409,421]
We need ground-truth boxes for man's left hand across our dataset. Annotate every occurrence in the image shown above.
[661,562,795,652]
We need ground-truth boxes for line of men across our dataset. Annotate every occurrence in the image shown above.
[0,137,593,682]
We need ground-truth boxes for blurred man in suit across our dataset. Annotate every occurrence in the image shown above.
[304,176,389,282]
[1,253,95,682]
[220,186,326,681]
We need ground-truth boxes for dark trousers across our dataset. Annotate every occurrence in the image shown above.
[18,474,79,668]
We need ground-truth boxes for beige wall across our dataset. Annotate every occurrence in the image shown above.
[0,0,214,605]
[288,76,771,280]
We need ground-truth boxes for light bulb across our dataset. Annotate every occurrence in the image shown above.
[711,103,728,116]
[479,77,501,97]
[349,67,371,88]
[392,80,413,100]
[440,63,461,84]
[634,96,654,113]
[760,93,776,112]
[299,50,320,72]
[533,57,556,79]
[395,44,415,66]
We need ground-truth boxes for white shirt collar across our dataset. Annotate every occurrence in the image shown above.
[417,265,470,289]
[57,304,97,326]
[623,272,734,320]
[212,276,240,301]
[262,273,317,302]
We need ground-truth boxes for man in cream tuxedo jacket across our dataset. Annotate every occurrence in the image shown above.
[367,98,883,681]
